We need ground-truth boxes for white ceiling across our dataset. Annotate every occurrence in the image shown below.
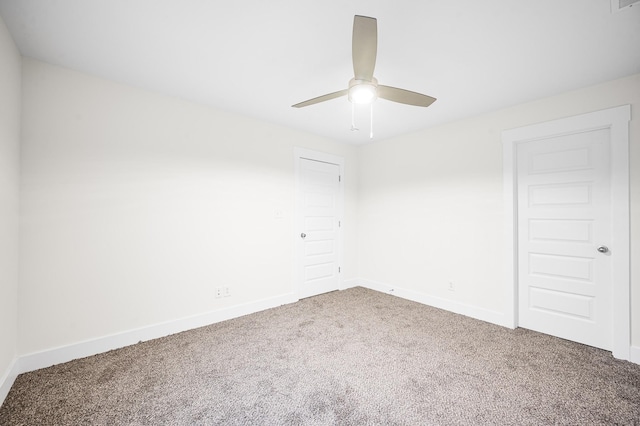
[1,0,639,144]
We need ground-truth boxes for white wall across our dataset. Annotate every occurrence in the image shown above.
[359,74,640,345]
[11,56,640,367]
[19,58,358,355]
[0,14,21,397]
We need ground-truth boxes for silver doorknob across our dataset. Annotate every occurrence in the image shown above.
[597,246,609,253]
[300,233,306,239]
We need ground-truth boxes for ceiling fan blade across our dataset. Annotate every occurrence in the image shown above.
[352,15,377,81]
[292,89,348,108]
[377,85,437,107]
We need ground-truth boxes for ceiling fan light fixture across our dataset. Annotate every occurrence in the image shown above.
[348,78,377,104]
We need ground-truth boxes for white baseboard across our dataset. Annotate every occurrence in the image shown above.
[0,358,20,407]
[4,284,637,408]
[18,292,298,377]
[340,278,359,290]
[0,282,507,407]
[359,278,639,365]
[359,278,509,328]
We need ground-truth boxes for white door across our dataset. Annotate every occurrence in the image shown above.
[517,129,612,349]
[295,152,342,299]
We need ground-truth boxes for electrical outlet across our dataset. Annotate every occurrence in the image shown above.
[215,287,223,298]
[223,286,231,297]
[448,282,455,292]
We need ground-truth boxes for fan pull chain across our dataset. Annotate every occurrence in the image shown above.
[350,102,358,131]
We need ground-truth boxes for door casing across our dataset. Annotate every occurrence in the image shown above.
[502,105,630,360]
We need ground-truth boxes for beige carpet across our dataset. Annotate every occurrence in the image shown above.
[1,287,639,425]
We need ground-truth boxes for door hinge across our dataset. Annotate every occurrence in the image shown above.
[338,266,341,273]
[338,175,341,182]
[338,220,341,227]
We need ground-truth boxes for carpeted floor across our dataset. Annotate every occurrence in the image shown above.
[1,287,639,425]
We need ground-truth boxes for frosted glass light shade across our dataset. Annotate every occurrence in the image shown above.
[348,83,377,104]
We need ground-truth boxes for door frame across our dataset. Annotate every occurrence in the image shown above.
[293,147,345,299]
[502,105,631,360]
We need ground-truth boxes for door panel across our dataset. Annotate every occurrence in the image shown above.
[297,157,341,299]
[528,219,592,243]
[517,128,612,350]
[529,287,592,319]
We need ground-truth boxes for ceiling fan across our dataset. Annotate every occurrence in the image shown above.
[292,15,436,110]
